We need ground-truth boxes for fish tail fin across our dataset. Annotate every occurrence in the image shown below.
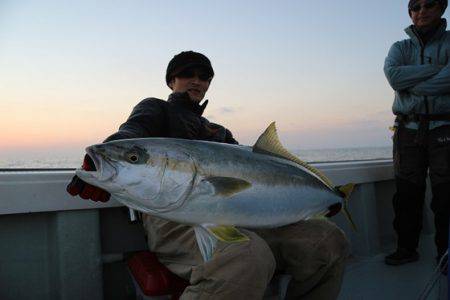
[337,183,357,232]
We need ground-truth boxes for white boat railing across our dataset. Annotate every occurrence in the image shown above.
[0,159,394,215]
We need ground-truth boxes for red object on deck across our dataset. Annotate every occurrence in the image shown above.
[127,251,189,300]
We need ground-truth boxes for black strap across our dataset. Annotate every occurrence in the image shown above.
[394,113,450,145]
[396,113,450,122]
[160,101,171,137]
[415,117,429,145]
[425,114,450,121]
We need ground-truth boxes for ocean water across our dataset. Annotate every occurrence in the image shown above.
[0,146,392,169]
[292,146,392,163]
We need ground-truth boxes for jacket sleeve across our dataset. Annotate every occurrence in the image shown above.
[384,42,441,91]
[104,98,166,142]
[409,63,450,96]
[224,129,239,145]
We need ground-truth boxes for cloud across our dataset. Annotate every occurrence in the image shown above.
[218,107,235,114]
[337,110,394,129]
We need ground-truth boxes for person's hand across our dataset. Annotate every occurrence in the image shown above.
[66,154,110,202]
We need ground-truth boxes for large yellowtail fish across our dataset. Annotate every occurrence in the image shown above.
[76,123,354,261]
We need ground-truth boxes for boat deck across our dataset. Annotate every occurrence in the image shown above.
[339,234,448,300]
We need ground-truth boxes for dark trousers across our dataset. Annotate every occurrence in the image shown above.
[393,125,450,256]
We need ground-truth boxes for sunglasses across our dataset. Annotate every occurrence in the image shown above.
[176,68,212,81]
[410,0,439,12]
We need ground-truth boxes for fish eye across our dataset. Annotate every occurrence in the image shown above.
[127,153,139,163]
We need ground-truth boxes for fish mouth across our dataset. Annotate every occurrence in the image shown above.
[76,146,117,184]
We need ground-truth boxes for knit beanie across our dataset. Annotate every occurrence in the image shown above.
[166,51,214,86]
[408,0,448,16]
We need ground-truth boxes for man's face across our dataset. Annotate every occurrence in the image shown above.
[410,0,443,29]
[169,68,212,103]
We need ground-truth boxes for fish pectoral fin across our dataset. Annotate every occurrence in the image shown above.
[203,224,250,243]
[252,122,334,188]
[204,176,251,197]
[194,225,218,262]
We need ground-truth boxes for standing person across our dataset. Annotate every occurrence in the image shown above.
[383,0,449,271]
[67,50,350,299]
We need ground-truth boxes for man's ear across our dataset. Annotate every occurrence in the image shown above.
[168,78,175,90]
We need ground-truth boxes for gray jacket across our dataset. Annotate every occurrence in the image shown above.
[384,19,450,129]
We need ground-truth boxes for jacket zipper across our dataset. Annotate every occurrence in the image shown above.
[413,27,430,115]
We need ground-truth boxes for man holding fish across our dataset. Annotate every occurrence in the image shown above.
[67,51,350,299]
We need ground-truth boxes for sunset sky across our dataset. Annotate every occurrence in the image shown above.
[1,1,449,160]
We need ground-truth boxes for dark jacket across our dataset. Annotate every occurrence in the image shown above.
[104,92,238,144]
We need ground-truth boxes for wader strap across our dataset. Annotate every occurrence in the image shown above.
[394,113,450,146]
[394,115,427,146]
[396,113,450,123]
[415,116,429,146]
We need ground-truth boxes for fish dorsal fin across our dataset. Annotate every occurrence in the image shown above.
[253,122,334,189]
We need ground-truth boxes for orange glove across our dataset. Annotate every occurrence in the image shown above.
[66,154,110,202]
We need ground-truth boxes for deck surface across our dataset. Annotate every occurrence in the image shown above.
[338,234,448,300]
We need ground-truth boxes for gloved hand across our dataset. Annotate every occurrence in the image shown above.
[66,154,111,202]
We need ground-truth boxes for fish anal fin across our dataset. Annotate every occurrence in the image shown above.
[204,176,251,197]
[204,224,249,243]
